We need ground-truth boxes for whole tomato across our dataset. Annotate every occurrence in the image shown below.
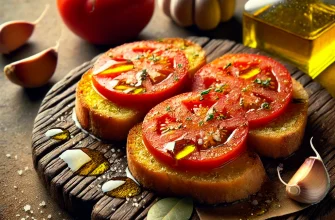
[57,0,155,44]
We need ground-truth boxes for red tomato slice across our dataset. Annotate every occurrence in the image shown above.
[192,54,293,127]
[92,42,189,108]
[142,91,248,170]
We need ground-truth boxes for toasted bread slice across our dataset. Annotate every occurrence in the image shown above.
[127,124,267,204]
[75,38,206,141]
[248,79,308,158]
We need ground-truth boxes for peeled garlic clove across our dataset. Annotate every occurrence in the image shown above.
[277,137,330,204]
[170,0,193,27]
[195,0,221,30]
[4,42,58,88]
[0,5,49,54]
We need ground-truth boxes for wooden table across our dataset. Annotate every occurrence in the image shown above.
[0,1,333,219]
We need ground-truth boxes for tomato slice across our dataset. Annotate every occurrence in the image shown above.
[142,91,248,170]
[92,42,189,108]
[192,54,293,127]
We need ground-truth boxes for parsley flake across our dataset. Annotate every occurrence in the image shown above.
[206,114,214,121]
[224,63,232,69]
[177,64,183,68]
[200,88,212,96]
[261,102,270,109]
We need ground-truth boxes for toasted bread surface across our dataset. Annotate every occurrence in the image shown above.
[75,38,206,141]
[127,124,267,204]
[248,79,308,158]
[160,38,206,77]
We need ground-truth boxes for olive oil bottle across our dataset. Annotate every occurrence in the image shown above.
[243,0,335,78]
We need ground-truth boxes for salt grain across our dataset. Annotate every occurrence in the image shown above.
[6,154,11,158]
[23,204,31,212]
[18,170,23,176]
[39,201,46,207]
[24,166,29,171]
[15,155,18,160]
[48,214,52,219]
[14,185,18,189]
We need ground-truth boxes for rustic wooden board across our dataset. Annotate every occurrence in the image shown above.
[31,37,335,220]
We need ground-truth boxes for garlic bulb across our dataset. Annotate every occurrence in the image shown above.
[158,0,235,30]
[277,137,330,204]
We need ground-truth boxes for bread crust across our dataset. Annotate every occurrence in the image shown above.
[127,124,267,204]
[248,79,308,158]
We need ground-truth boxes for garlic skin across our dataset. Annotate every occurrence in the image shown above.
[4,42,58,88]
[0,5,49,54]
[194,0,221,30]
[170,0,193,27]
[277,137,330,204]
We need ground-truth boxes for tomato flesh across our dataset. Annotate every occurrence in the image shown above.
[193,54,293,127]
[92,42,189,109]
[142,91,248,170]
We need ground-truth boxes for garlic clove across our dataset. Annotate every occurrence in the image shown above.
[170,0,193,27]
[4,42,58,88]
[0,5,49,54]
[194,0,221,30]
[158,0,172,17]
[277,137,330,204]
[219,0,235,22]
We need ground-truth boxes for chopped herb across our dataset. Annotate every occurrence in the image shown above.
[254,78,271,87]
[140,69,147,80]
[166,106,171,111]
[177,64,183,68]
[254,78,262,84]
[261,102,270,109]
[200,88,212,96]
[199,121,204,126]
[199,96,204,101]
[224,63,232,69]
[241,87,247,92]
[206,114,214,121]
[193,53,199,58]
[148,54,160,62]
[177,124,183,129]
[186,117,192,121]
[135,54,144,60]
[126,59,132,63]
[156,38,163,42]
[262,78,271,87]
[173,74,179,81]
[239,98,244,106]
[292,98,306,104]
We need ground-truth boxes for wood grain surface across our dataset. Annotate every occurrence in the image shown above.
[31,37,335,220]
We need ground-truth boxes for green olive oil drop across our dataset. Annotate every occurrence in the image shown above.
[243,0,335,78]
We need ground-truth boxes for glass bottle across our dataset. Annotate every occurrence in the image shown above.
[243,0,335,78]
